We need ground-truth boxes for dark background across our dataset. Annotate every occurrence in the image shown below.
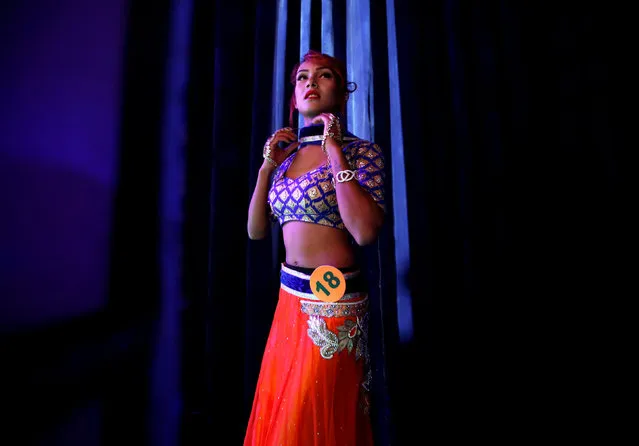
[1,1,626,444]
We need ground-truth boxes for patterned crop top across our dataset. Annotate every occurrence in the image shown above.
[267,128,386,230]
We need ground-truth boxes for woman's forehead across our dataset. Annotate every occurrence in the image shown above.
[297,61,331,73]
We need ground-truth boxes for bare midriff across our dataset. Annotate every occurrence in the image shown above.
[282,221,355,269]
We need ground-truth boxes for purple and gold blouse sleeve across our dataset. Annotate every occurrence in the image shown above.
[347,141,386,211]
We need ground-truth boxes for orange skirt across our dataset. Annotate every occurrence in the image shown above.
[244,263,374,446]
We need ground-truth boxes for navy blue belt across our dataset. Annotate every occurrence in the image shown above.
[279,263,367,301]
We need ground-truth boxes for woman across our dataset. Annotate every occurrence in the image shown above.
[245,49,386,445]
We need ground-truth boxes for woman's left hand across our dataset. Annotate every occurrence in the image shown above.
[310,112,335,128]
[311,113,342,143]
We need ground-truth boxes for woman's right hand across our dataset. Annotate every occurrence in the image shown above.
[262,127,298,171]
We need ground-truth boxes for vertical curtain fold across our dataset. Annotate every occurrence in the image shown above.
[345,0,373,139]
[150,0,193,444]
[244,0,279,425]
[321,0,334,55]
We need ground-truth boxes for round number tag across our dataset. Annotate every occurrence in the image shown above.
[310,265,346,302]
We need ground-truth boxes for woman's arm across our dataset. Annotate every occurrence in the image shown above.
[247,162,276,240]
[325,139,385,245]
[247,128,298,240]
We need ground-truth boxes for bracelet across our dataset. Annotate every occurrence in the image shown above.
[320,135,331,170]
[262,140,279,167]
[320,114,343,170]
[263,155,278,167]
[324,114,342,145]
[335,169,357,183]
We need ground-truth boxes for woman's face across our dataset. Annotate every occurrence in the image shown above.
[294,61,340,123]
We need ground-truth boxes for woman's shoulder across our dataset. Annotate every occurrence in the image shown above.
[342,138,384,159]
